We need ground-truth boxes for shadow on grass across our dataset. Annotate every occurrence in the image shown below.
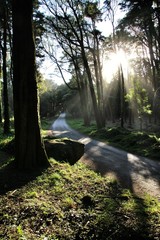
[92,182,159,240]
[0,153,46,195]
[0,152,159,239]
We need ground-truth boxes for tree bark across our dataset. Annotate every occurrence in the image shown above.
[0,51,2,124]
[12,0,49,169]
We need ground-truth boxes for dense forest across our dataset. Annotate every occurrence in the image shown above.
[0,1,160,239]
[0,0,160,169]
[39,0,160,130]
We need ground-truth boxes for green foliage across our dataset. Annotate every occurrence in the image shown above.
[17,225,27,240]
[25,191,38,199]
[68,118,160,160]
[0,128,14,156]
[67,118,97,134]
[41,117,55,132]
[39,79,58,117]
[62,196,75,209]
[125,82,152,117]
[48,172,62,186]
[85,2,101,19]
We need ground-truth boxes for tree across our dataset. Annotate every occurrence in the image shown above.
[0,0,10,134]
[126,81,152,130]
[85,2,105,125]
[42,24,91,125]
[0,51,2,124]
[12,0,49,169]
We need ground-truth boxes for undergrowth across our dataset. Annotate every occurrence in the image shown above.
[67,118,160,160]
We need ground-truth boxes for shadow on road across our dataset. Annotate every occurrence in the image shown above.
[51,114,160,199]
[83,140,160,196]
[82,141,134,192]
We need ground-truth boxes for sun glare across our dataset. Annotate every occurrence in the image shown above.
[102,49,129,83]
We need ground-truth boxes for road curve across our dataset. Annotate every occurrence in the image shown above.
[51,113,160,199]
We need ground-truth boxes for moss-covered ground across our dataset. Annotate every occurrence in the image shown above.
[0,119,159,239]
[0,157,159,239]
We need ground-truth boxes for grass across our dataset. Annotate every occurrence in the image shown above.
[41,117,56,136]
[67,118,160,160]
[0,157,159,240]
[0,119,159,239]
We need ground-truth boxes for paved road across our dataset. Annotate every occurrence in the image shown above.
[51,113,160,199]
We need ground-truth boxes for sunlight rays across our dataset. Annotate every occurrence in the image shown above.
[102,45,153,128]
[102,49,129,84]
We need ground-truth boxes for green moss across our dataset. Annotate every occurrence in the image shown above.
[0,119,159,239]
[0,158,159,239]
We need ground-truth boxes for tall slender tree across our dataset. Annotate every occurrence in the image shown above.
[0,0,10,133]
[12,0,49,169]
[0,50,2,124]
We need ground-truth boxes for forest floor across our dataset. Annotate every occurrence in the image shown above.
[0,117,159,239]
[0,156,159,240]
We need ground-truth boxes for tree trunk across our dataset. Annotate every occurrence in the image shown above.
[75,64,90,126]
[119,65,125,128]
[2,4,10,134]
[0,51,2,124]
[12,0,49,169]
[79,79,90,126]
[81,48,104,129]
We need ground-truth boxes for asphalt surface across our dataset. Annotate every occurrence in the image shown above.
[51,113,160,199]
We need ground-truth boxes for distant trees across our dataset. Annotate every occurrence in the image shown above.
[42,0,105,128]
[39,0,160,129]
[126,81,152,130]
[0,0,11,134]
[119,0,160,90]
[39,77,58,117]
[115,0,160,125]
[39,77,79,118]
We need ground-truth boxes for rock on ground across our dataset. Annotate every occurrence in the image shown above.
[44,138,85,165]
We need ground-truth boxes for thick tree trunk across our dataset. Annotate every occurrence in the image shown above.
[12,0,49,169]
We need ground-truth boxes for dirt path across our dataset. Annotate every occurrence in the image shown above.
[51,113,160,199]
